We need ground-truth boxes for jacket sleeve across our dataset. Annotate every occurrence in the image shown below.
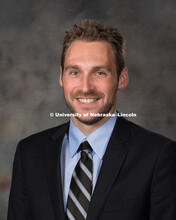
[7,141,33,220]
[149,140,176,219]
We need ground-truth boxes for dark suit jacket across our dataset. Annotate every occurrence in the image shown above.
[7,117,176,220]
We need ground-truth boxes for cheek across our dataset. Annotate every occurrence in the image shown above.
[99,80,117,95]
[62,79,74,92]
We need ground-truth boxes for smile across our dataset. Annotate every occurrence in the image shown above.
[78,98,99,104]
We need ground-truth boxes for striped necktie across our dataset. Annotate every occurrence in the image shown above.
[66,141,93,220]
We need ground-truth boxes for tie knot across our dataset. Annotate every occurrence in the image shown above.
[80,140,91,152]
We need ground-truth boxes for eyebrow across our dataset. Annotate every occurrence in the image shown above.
[91,66,111,73]
[64,65,111,73]
[64,65,80,72]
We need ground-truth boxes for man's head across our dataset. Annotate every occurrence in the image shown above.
[61,19,125,78]
[59,20,128,130]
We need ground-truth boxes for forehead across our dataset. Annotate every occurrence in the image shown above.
[64,40,116,65]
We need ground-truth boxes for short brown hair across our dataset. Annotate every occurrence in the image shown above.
[61,19,125,77]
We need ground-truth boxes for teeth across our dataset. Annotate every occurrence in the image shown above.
[78,98,98,104]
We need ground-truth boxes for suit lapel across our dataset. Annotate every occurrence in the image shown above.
[87,117,130,220]
[44,122,69,220]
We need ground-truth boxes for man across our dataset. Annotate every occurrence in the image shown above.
[8,20,176,220]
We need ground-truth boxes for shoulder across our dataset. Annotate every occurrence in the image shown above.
[131,120,176,159]
[113,117,176,174]
[16,121,69,152]
[115,116,175,153]
[129,119,174,144]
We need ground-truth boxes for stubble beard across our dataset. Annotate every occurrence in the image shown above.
[64,88,118,125]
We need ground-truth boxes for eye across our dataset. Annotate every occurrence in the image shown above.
[96,72,105,76]
[71,71,79,75]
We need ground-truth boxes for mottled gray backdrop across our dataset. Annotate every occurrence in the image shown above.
[0,0,176,219]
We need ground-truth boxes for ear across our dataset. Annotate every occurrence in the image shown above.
[118,67,129,89]
[59,66,63,87]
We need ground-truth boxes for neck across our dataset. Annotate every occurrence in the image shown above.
[71,110,115,136]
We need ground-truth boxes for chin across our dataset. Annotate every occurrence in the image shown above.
[76,115,104,125]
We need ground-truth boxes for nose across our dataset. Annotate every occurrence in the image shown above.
[81,75,95,93]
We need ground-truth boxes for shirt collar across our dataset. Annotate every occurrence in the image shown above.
[68,120,86,158]
[86,115,117,159]
[68,112,117,159]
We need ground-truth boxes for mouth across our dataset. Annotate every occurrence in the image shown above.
[77,98,99,104]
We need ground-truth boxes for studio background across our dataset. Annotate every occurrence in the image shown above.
[0,0,176,219]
